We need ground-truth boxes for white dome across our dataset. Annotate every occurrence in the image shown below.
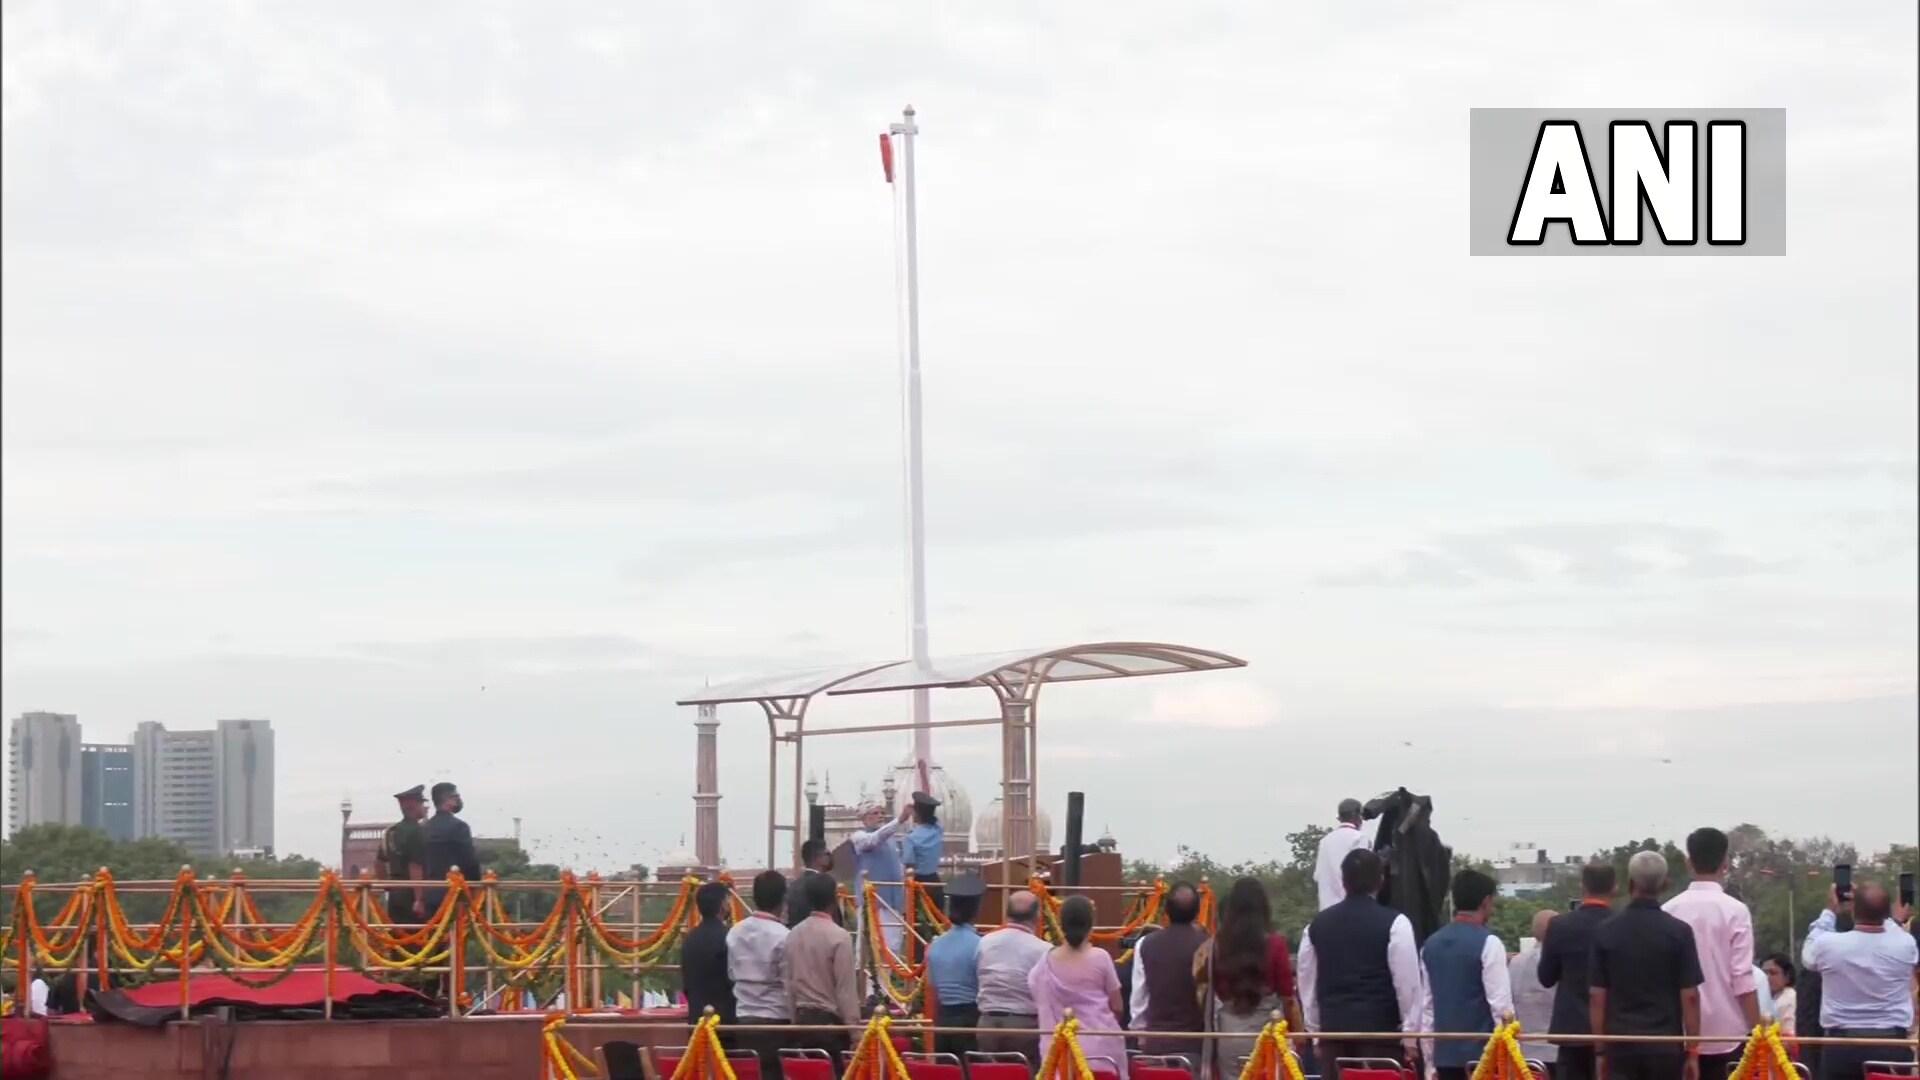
[973,797,1054,855]
[886,755,974,849]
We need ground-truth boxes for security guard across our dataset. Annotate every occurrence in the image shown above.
[923,874,986,1057]
[421,781,482,917]
[377,785,431,923]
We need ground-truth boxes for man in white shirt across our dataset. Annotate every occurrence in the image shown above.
[729,871,793,1080]
[850,800,913,955]
[976,889,1054,1067]
[1315,799,1372,912]
[1801,882,1917,1080]
[1509,910,1558,1067]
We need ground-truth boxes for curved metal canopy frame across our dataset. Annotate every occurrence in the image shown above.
[677,641,1247,870]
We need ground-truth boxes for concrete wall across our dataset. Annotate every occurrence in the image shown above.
[48,1016,683,1080]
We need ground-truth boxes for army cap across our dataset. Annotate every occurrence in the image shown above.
[394,785,427,802]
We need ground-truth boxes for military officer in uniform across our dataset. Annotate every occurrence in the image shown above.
[377,785,431,923]
[904,790,946,926]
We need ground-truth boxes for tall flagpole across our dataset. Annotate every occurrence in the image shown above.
[885,105,934,795]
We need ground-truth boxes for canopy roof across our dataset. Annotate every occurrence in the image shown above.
[676,641,1245,706]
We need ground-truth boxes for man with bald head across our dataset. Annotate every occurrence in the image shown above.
[976,888,1053,1067]
[1510,909,1560,1072]
[1802,880,1917,1080]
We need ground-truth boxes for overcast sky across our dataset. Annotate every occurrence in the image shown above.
[4,2,1915,874]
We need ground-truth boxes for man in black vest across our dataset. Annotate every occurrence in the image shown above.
[1539,862,1617,1080]
[1129,881,1209,1065]
[1298,849,1424,1080]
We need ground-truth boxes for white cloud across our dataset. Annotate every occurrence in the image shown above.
[1144,680,1279,731]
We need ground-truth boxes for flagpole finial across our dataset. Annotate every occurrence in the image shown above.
[903,104,915,117]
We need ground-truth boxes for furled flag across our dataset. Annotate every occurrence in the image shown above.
[879,132,895,184]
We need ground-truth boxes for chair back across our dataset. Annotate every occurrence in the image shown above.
[779,1049,839,1080]
[903,1051,967,1080]
[726,1049,764,1080]
[965,1051,1034,1080]
[1334,1058,1411,1080]
[600,1040,646,1080]
[1134,1055,1196,1080]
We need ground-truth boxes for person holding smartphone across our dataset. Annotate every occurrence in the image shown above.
[1800,879,1917,1080]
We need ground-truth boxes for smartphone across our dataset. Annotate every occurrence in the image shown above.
[1900,871,1915,909]
[1568,898,1579,912]
[1834,863,1853,902]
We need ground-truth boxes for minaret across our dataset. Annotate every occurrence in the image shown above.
[693,703,722,870]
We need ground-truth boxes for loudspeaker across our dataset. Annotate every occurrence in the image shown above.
[808,804,826,844]
[1062,791,1086,887]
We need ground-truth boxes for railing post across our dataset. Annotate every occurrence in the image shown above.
[449,873,466,1018]
[14,871,30,1017]
[177,868,193,1021]
[563,875,580,1014]
[323,874,338,1021]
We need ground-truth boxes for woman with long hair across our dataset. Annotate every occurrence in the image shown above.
[1199,877,1300,1075]
[1029,895,1128,1079]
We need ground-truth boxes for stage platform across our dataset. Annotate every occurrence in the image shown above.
[45,1011,694,1080]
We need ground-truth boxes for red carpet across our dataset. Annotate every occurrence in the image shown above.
[111,968,430,1010]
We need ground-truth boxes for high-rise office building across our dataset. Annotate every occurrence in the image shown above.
[7,712,83,835]
[215,719,273,854]
[81,743,136,842]
[132,719,274,857]
[133,722,217,855]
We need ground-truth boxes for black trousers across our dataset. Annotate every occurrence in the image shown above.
[934,1003,979,1058]
[1557,1047,1595,1080]
[1606,1050,1686,1080]
[1820,1029,1914,1080]
[794,1008,851,1071]
[735,1019,790,1080]
[1698,1052,1737,1080]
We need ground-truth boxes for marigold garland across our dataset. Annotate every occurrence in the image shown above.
[541,1012,602,1080]
[1728,1024,1796,1080]
[1036,1016,1099,1080]
[1236,1019,1307,1080]
[1467,1021,1533,1080]
[845,1012,916,1080]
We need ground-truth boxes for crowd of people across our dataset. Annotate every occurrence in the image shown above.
[669,803,1915,1080]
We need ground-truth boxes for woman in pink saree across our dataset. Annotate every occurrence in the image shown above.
[1028,895,1128,1079]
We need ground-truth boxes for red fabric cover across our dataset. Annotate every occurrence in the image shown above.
[0,1016,53,1078]
[110,968,431,1010]
[966,1066,1030,1080]
[780,1058,838,1080]
[905,1063,965,1080]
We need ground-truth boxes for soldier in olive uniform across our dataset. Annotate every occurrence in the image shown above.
[378,785,431,923]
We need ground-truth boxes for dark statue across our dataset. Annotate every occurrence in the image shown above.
[1362,787,1452,945]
